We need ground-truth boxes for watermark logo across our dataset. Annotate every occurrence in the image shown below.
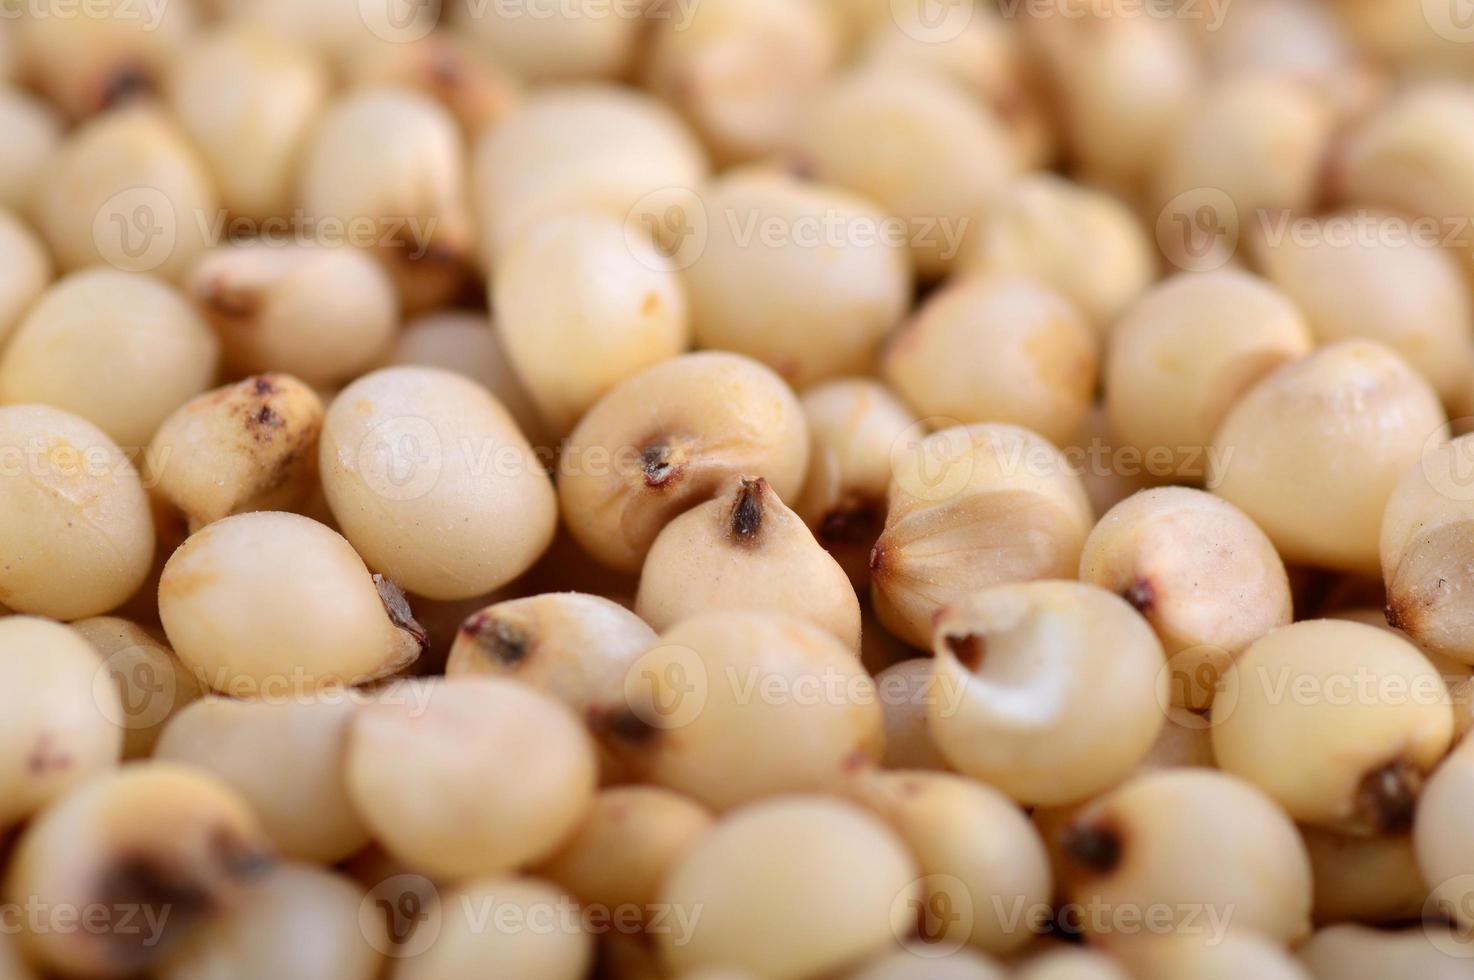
[888,418,974,503]
[1420,423,1474,503]
[351,416,445,503]
[91,647,179,733]
[0,0,173,30]
[361,875,442,958]
[93,187,177,274]
[1425,877,1474,958]
[1424,0,1474,43]
[626,187,710,272]
[1154,646,1235,726]
[1156,188,1238,272]
[359,0,441,42]
[891,0,974,44]
[621,643,708,730]
[893,875,971,957]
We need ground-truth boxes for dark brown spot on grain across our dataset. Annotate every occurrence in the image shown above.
[250,405,282,429]
[92,856,211,968]
[1123,578,1156,615]
[944,633,986,672]
[98,63,153,111]
[641,444,679,488]
[1355,760,1422,835]
[727,478,767,544]
[819,497,883,546]
[462,613,531,666]
[374,575,429,655]
[1061,820,1124,876]
[197,277,260,320]
[428,47,465,92]
[869,540,889,574]
[26,734,72,775]
[595,708,660,746]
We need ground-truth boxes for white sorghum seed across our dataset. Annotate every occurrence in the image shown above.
[1413,741,1474,929]
[958,175,1153,333]
[342,32,521,135]
[167,26,328,222]
[320,366,558,600]
[446,592,655,694]
[147,374,324,533]
[453,0,643,81]
[37,107,218,283]
[1211,620,1453,831]
[1339,0,1474,74]
[345,677,597,879]
[1205,0,1373,120]
[658,795,918,980]
[557,352,809,573]
[870,423,1093,647]
[1056,768,1312,943]
[859,0,1052,169]
[1027,16,1201,195]
[190,241,400,388]
[0,269,220,449]
[385,311,552,448]
[71,616,204,759]
[0,933,34,980]
[0,617,121,829]
[1211,340,1448,574]
[1010,948,1129,980]
[1298,924,1470,980]
[157,511,427,695]
[215,0,420,68]
[1079,487,1292,709]
[1256,209,1474,411]
[0,87,60,217]
[17,0,195,120]
[644,0,841,165]
[873,658,949,772]
[0,207,52,350]
[1338,84,1474,231]
[4,762,273,978]
[1300,825,1426,925]
[795,379,919,588]
[683,170,911,388]
[846,768,1052,955]
[794,66,1019,277]
[601,612,883,810]
[298,89,473,314]
[1105,269,1313,483]
[159,864,382,980]
[882,276,1097,446]
[929,581,1167,805]
[535,785,714,916]
[447,592,656,771]
[472,85,708,262]
[154,695,371,864]
[1381,433,1474,661]
[0,404,155,619]
[1153,74,1333,228]
[1112,932,1310,980]
[493,211,691,433]
[391,876,593,980]
[845,946,1006,980]
[636,475,862,650]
